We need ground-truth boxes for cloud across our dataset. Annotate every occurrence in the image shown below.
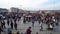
[0,0,49,8]
[0,0,60,10]
[39,2,60,10]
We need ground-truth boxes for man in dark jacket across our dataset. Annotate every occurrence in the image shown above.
[10,21,13,29]
[14,23,17,30]
[0,26,3,34]
[7,19,9,26]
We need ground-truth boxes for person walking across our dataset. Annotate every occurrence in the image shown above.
[26,27,32,34]
[1,20,5,28]
[8,28,12,34]
[0,26,3,34]
[10,20,13,29]
[23,18,26,24]
[7,19,10,26]
[14,23,17,30]
[17,31,19,34]
[40,22,43,31]
[14,17,17,23]
[32,20,34,27]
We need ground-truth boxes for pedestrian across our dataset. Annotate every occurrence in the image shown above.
[32,20,34,27]
[1,20,5,28]
[8,28,12,34]
[40,22,43,31]
[23,18,26,24]
[14,23,17,30]
[38,20,40,24]
[18,17,21,22]
[7,19,9,26]
[17,31,19,34]
[26,27,32,34]
[0,26,3,34]
[1,21,3,28]
[56,23,58,26]
[10,21,13,29]
[55,20,58,26]
[14,17,17,23]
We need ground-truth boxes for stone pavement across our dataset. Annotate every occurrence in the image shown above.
[1,17,60,34]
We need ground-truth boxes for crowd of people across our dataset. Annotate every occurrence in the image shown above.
[0,17,18,34]
[0,13,59,34]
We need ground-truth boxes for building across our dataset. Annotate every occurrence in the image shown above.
[0,8,8,12]
[0,8,8,15]
[10,7,19,13]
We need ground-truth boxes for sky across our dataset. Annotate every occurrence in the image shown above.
[0,0,60,10]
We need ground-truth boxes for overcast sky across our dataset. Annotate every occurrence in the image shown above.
[0,0,60,10]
